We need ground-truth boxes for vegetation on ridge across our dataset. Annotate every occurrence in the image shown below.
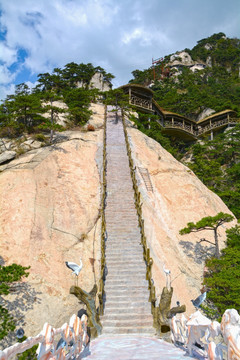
[130,32,240,119]
[0,62,114,139]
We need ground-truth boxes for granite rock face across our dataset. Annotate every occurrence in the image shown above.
[0,129,103,346]
[128,127,236,314]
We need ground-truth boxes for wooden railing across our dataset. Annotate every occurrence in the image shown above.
[171,309,240,359]
[0,314,89,360]
[198,117,239,135]
[130,95,152,110]
[164,120,198,136]
[98,105,107,315]
[163,117,239,138]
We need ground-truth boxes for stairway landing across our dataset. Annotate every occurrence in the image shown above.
[80,335,195,359]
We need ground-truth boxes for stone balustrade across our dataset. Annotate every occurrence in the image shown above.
[171,309,240,359]
[0,313,89,360]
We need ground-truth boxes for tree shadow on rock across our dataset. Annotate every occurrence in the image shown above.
[179,240,215,264]
[0,282,42,348]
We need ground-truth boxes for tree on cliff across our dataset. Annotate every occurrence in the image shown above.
[203,225,240,318]
[0,264,30,340]
[179,212,234,258]
[103,88,130,117]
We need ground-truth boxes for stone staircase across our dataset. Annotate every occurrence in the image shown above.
[101,107,154,335]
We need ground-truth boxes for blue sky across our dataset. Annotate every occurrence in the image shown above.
[0,0,239,101]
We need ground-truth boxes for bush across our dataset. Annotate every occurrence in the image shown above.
[32,133,48,142]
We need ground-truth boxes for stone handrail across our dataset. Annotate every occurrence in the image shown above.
[171,309,240,359]
[0,313,89,360]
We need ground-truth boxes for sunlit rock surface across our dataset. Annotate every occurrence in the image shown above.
[128,126,236,314]
[0,127,103,346]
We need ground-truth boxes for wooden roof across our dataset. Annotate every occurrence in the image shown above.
[197,109,236,124]
[119,83,154,95]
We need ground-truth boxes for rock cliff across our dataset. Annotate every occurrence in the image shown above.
[0,124,103,346]
[127,125,236,313]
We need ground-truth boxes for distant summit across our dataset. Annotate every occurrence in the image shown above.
[130,32,240,119]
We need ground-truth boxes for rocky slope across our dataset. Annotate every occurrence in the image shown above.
[0,104,105,347]
[127,123,236,314]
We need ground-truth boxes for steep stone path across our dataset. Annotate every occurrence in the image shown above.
[101,107,154,335]
[81,107,197,359]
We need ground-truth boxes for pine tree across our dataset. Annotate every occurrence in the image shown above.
[179,212,234,258]
[203,225,240,317]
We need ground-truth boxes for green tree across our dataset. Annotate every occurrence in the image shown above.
[9,84,44,128]
[203,225,240,318]
[37,90,65,142]
[179,212,234,258]
[0,264,30,340]
[64,88,92,125]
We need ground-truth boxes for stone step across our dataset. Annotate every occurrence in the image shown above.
[105,268,146,275]
[105,272,146,279]
[104,298,150,306]
[101,318,153,328]
[104,306,151,315]
[104,282,148,289]
[105,247,143,253]
[105,294,150,303]
[105,247,143,254]
[106,258,144,264]
[104,285,149,293]
[105,264,146,272]
[101,313,152,322]
[102,326,155,335]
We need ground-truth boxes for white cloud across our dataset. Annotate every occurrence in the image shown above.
[0,83,15,102]
[0,42,17,65]
[0,64,15,84]
[0,0,239,99]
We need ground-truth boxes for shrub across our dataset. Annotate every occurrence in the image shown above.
[32,133,47,142]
